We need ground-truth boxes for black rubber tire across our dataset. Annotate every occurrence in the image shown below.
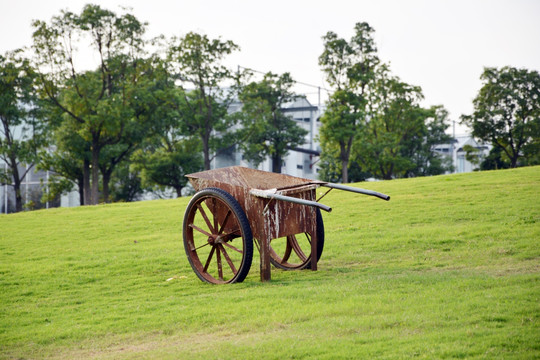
[183,188,253,284]
[269,208,325,270]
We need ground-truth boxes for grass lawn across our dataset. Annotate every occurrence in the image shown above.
[1,166,539,359]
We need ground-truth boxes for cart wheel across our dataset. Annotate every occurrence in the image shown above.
[183,188,253,284]
[269,208,324,270]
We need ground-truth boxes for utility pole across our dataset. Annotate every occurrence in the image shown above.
[452,120,457,173]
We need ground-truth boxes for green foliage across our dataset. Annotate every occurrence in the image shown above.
[319,22,379,183]
[132,138,203,197]
[461,66,540,168]
[32,4,154,204]
[414,106,455,176]
[1,167,539,358]
[108,163,146,202]
[318,22,452,182]
[319,22,379,90]
[463,144,482,166]
[37,117,87,203]
[0,49,47,212]
[127,82,204,197]
[355,69,453,179]
[356,67,425,179]
[40,175,75,204]
[317,142,344,182]
[237,72,308,172]
[167,32,240,170]
[318,141,371,183]
[480,146,511,171]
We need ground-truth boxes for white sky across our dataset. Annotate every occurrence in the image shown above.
[1,0,539,134]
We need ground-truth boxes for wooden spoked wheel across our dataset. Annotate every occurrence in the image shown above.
[183,188,253,284]
[268,208,325,270]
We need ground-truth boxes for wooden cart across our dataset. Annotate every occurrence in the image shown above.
[182,166,390,284]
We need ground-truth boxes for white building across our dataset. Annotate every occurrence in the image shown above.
[0,162,63,213]
[211,97,323,179]
[433,135,490,173]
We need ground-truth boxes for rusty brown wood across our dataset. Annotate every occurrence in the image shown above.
[184,166,389,283]
[186,166,323,282]
[310,230,318,271]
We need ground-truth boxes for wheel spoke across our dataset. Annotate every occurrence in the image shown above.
[194,242,210,251]
[216,246,223,281]
[219,244,237,274]
[281,237,293,263]
[267,209,323,271]
[290,235,308,261]
[196,203,216,234]
[222,241,243,254]
[220,229,241,242]
[189,223,213,238]
[184,189,254,284]
[212,198,218,235]
[218,210,232,235]
[203,246,216,272]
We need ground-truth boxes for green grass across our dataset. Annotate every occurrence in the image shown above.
[1,167,539,359]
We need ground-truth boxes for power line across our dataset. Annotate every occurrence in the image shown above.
[237,65,331,107]
[237,65,331,93]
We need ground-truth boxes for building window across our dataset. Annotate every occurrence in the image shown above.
[297,164,303,170]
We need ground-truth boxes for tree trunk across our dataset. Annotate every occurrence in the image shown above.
[271,154,281,173]
[8,156,23,212]
[383,163,394,180]
[91,145,100,205]
[175,187,183,198]
[102,170,111,203]
[83,159,91,206]
[78,178,85,206]
[341,159,349,184]
[340,138,353,183]
[203,135,211,170]
[510,155,518,168]
[14,181,23,213]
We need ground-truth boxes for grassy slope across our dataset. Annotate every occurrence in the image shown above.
[0,167,539,359]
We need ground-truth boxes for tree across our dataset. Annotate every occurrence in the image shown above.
[32,4,153,204]
[479,146,511,171]
[108,163,146,202]
[133,138,202,197]
[461,66,540,168]
[354,69,452,179]
[167,32,240,170]
[403,105,454,177]
[462,144,483,169]
[237,72,308,173]
[318,22,379,183]
[131,84,204,198]
[317,141,371,183]
[354,67,426,179]
[0,50,46,212]
[38,120,88,205]
[127,73,205,197]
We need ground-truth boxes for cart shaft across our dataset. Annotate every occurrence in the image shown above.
[249,189,332,213]
[324,183,390,201]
